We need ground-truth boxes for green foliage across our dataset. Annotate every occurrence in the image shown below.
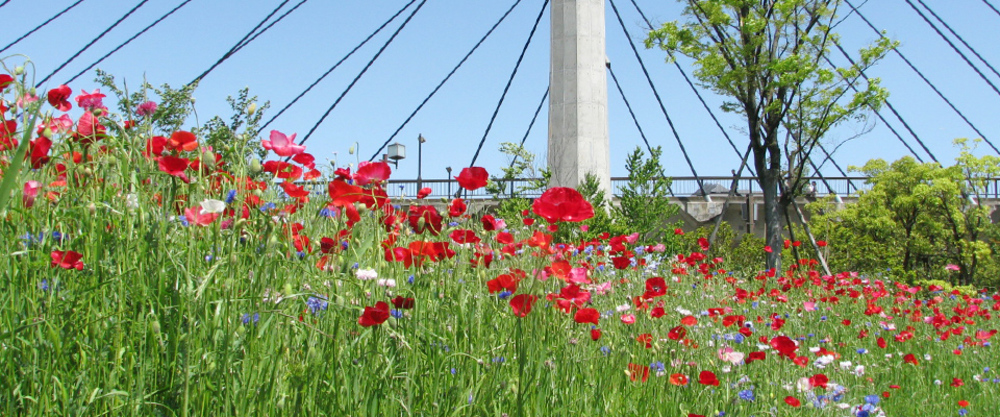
[810,140,1000,286]
[95,69,197,135]
[645,0,896,268]
[913,279,979,298]
[613,146,679,245]
[486,142,549,222]
[195,88,271,166]
[575,173,619,240]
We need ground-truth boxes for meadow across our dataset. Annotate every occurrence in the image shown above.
[1,67,998,417]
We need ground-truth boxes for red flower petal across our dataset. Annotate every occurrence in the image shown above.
[455,167,488,190]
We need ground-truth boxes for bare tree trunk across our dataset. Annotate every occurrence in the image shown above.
[761,169,783,271]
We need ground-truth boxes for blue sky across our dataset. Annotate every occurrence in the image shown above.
[3,0,1000,180]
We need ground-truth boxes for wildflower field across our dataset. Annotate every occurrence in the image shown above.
[2,66,1000,417]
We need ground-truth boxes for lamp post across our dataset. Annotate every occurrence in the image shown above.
[446,166,452,196]
[386,142,406,168]
[417,134,426,191]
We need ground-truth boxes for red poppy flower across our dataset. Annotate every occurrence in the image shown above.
[668,325,687,340]
[809,373,829,389]
[903,353,919,366]
[0,74,12,91]
[358,301,391,327]
[449,229,481,245]
[328,179,364,207]
[746,351,766,363]
[158,155,190,179]
[817,240,827,247]
[167,130,199,152]
[681,315,698,326]
[509,294,538,317]
[958,400,969,407]
[588,328,602,341]
[184,206,219,226]
[417,187,432,199]
[698,370,719,386]
[770,335,798,358]
[46,85,72,112]
[784,396,801,407]
[280,181,309,199]
[355,161,392,185]
[261,129,305,157]
[877,337,887,349]
[531,187,594,223]
[75,112,106,143]
[486,274,519,294]
[293,152,316,169]
[455,167,488,190]
[951,378,964,387]
[51,250,84,270]
[263,161,303,181]
[407,205,443,235]
[447,198,466,217]
[29,136,52,169]
[574,308,600,325]
[391,296,414,309]
[643,277,667,298]
[636,333,653,349]
[669,373,688,386]
[627,363,650,383]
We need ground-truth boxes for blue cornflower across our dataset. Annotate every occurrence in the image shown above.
[177,215,190,227]
[408,275,415,284]
[959,409,968,416]
[857,348,868,354]
[390,309,404,319]
[751,301,759,309]
[260,202,277,212]
[864,394,880,405]
[242,312,260,325]
[738,389,755,402]
[38,279,49,291]
[497,290,512,300]
[306,296,328,313]
[318,207,337,218]
[650,361,665,373]
[600,346,611,356]
[492,357,505,363]
[225,189,237,204]
[450,368,456,375]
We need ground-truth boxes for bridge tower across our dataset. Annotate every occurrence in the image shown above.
[548,0,611,194]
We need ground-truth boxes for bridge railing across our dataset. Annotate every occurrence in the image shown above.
[305,176,1000,200]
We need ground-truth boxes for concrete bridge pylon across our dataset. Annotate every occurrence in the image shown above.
[548,0,611,195]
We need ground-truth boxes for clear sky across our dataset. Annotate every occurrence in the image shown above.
[3,0,1000,181]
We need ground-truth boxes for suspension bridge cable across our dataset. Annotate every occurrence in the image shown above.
[467,0,547,168]
[35,0,150,88]
[627,0,755,177]
[916,0,1000,81]
[822,50,927,162]
[844,0,991,157]
[902,0,1000,99]
[63,0,195,85]
[607,63,653,156]
[263,0,418,132]
[511,87,549,168]
[189,0,294,85]
[608,0,708,196]
[0,0,11,10]
[296,0,429,149]
[0,0,87,55]
[367,0,525,161]
[983,0,1000,18]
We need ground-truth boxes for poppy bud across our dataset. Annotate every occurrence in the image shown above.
[87,203,96,214]
[249,159,262,174]
[247,103,257,116]
[348,145,355,155]
[14,66,24,75]
[151,319,161,334]
[42,127,53,137]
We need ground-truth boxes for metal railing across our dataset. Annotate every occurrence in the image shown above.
[304,176,893,200]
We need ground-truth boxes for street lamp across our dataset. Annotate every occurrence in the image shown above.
[386,142,406,168]
[417,134,426,190]
[445,166,453,196]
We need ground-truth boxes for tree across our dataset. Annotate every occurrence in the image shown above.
[809,139,1000,286]
[614,146,679,244]
[646,0,894,269]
